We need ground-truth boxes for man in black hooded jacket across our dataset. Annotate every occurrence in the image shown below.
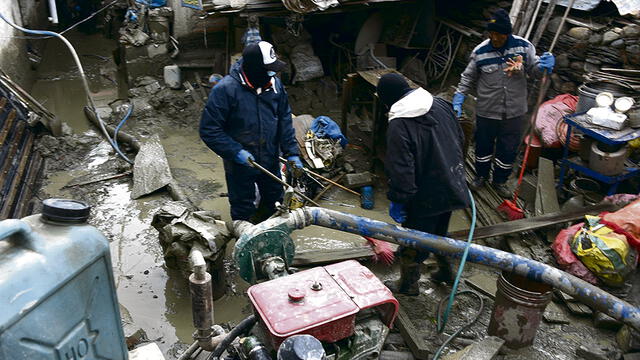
[377,73,470,295]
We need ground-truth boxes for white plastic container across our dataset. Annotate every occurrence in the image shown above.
[164,64,181,89]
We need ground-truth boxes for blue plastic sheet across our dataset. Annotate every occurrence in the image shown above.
[136,0,167,8]
[310,116,348,148]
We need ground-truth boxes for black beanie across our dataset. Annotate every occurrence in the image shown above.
[487,9,512,35]
[377,73,412,108]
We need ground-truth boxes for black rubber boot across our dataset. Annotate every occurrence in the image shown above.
[469,177,486,191]
[384,263,421,296]
[492,182,513,199]
[430,255,454,284]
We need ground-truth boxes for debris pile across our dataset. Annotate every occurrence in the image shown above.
[118,4,175,86]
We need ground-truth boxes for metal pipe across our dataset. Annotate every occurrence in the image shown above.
[189,248,217,351]
[248,159,320,206]
[48,0,59,24]
[280,207,640,331]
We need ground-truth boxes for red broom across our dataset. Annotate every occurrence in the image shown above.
[363,236,395,265]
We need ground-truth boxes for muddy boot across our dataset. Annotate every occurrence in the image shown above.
[384,264,421,296]
[430,255,454,284]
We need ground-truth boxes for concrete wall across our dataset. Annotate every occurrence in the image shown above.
[0,0,47,88]
[168,0,198,39]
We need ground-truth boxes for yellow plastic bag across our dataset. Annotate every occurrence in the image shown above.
[571,215,637,286]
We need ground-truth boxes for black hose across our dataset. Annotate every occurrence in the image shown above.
[207,315,257,360]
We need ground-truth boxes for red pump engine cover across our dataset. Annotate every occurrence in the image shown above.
[247,260,398,348]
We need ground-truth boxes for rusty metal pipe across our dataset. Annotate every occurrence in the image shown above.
[189,249,218,351]
[278,207,640,331]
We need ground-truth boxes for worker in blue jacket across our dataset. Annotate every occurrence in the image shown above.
[200,41,302,223]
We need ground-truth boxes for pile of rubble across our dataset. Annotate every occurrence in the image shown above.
[118,4,175,86]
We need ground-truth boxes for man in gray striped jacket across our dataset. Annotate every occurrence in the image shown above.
[452,9,555,198]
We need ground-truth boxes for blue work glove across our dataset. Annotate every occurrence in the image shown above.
[389,202,407,224]
[452,92,466,118]
[235,149,255,166]
[287,155,304,169]
[538,52,555,73]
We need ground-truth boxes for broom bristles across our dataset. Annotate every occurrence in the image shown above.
[363,236,395,265]
[497,200,525,220]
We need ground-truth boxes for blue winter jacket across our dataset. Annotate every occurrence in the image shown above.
[199,61,299,169]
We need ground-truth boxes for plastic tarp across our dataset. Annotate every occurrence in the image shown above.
[311,116,348,148]
[543,0,640,15]
[552,223,600,285]
[602,198,640,251]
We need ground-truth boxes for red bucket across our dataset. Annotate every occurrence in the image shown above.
[524,134,542,170]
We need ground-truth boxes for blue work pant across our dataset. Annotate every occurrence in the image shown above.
[398,211,452,264]
[474,115,525,184]
[223,160,283,222]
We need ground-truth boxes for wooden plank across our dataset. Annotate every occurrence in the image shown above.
[536,157,561,243]
[536,157,560,215]
[447,202,618,240]
[396,306,430,360]
[293,246,374,266]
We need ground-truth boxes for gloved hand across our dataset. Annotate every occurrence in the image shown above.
[389,202,407,224]
[452,92,466,118]
[538,52,555,73]
[235,149,255,166]
[287,155,304,169]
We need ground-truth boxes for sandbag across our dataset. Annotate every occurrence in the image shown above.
[535,94,578,147]
[571,215,637,287]
[602,198,640,250]
[551,223,599,285]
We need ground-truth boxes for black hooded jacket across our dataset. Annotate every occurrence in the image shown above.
[385,88,470,218]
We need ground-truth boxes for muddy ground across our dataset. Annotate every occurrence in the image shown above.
[30,30,619,359]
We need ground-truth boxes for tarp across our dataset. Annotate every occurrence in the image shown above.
[544,0,640,16]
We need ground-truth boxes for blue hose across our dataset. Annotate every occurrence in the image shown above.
[432,189,477,359]
[113,103,134,154]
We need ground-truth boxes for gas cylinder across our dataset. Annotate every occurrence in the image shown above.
[0,199,128,360]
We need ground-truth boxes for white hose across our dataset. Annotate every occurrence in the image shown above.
[0,12,133,164]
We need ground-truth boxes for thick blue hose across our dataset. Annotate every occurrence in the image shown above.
[437,189,477,331]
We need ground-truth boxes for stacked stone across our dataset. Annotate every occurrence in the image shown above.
[540,20,640,97]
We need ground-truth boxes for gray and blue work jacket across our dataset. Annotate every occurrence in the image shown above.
[456,35,542,120]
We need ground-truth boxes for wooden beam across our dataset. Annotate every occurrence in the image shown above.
[396,306,430,359]
[447,202,619,240]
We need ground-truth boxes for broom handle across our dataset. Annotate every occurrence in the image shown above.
[513,0,574,203]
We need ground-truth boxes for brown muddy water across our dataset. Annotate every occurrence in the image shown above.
[30,31,475,358]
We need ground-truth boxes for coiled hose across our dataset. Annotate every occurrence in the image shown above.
[207,315,257,360]
[433,189,480,360]
[0,12,134,164]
